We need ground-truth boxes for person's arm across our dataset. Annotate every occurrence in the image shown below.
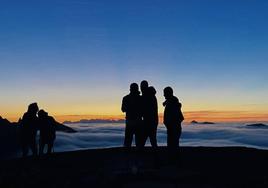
[51,117,57,138]
[121,97,127,112]
[154,96,159,125]
[51,117,57,129]
[21,114,26,127]
[178,103,184,122]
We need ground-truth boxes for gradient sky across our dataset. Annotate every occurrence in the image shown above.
[1,0,268,121]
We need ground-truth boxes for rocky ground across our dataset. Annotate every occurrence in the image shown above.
[0,147,268,188]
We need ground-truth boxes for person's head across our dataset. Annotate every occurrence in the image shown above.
[140,80,149,94]
[38,109,48,118]
[130,83,140,95]
[148,86,156,96]
[27,103,39,114]
[163,87,173,99]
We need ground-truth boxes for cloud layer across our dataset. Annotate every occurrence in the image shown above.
[54,122,268,153]
[2,122,268,159]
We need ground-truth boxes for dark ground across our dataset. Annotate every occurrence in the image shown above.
[0,147,268,188]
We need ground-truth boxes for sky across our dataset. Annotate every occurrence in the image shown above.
[0,0,268,122]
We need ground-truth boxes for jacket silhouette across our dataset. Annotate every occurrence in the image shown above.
[21,103,39,157]
[38,110,56,155]
[163,87,184,148]
[121,83,142,148]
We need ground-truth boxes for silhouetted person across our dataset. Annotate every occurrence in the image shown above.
[21,103,39,157]
[140,80,149,147]
[38,110,56,155]
[163,87,184,149]
[141,84,158,148]
[121,83,142,148]
[140,80,149,97]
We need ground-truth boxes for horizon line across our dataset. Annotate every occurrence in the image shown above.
[3,110,268,123]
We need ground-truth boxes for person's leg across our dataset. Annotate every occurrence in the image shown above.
[148,126,159,167]
[22,143,29,157]
[124,122,133,147]
[173,128,179,148]
[47,140,54,154]
[135,120,146,149]
[166,127,175,163]
[177,126,182,148]
[30,137,38,157]
[167,127,175,148]
[173,125,182,166]
[39,139,45,156]
[149,126,158,148]
[171,125,182,149]
[134,120,145,150]
[172,126,180,149]
[21,135,29,157]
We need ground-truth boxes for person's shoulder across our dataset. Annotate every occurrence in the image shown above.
[22,112,29,119]
[176,98,182,108]
[172,96,182,106]
[48,116,54,120]
[123,94,130,100]
[48,116,56,123]
[172,96,179,102]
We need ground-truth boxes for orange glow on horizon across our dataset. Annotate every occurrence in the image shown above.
[54,114,125,123]
[183,111,268,123]
[44,111,268,123]
[3,111,268,123]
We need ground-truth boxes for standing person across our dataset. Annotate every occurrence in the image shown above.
[163,87,184,149]
[141,85,158,148]
[21,103,39,157]
[38,110,56,155]
[140,80,149,147]
[140,80,149,97]
[121,83,142,148]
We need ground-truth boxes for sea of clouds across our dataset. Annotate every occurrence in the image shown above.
[2,122,268,159]
[54,122,268,152]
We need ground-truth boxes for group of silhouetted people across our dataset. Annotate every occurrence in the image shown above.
[122,80,184,150]
[21,103,57,157]
[20,85,183,158]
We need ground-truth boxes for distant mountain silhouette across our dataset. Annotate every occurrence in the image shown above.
[246,123,268,127]
[0,116,11,125]
[0,116,76,133]
[0,116,19,137]
[63,119,125,124]
[55,122,77,132]
[191,120,215,125]
[0,116,20,157]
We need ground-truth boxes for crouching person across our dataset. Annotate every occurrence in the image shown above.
[38,110,56,155]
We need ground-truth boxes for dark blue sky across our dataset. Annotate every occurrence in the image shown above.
[1,0,268,118]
